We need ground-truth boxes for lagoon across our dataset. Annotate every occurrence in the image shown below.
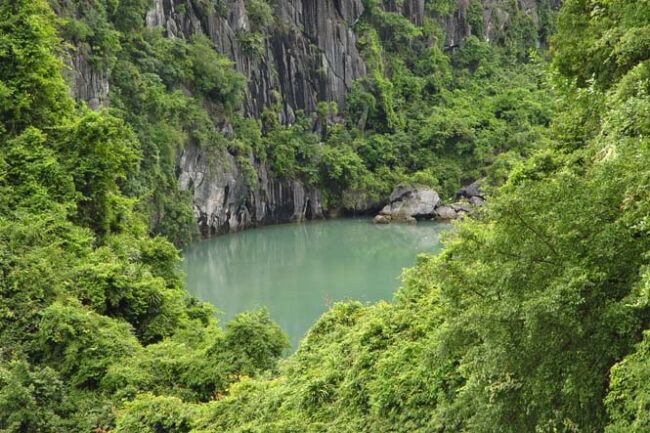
[182,219,447,349]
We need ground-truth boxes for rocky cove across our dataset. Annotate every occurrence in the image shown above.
[177,137,484,236]
[160,0,492,236]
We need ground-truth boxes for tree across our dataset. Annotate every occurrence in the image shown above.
[0,0,72,136]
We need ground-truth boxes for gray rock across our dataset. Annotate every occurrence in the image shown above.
[469,196,485,207]
[373,215,391,225]
[379,185,441,220]
[451,203,473,213]
[62,46,110,109]
[177,142,323,236]
[392,214,417,224]
[435,206,458,221]
[457,179,483,200]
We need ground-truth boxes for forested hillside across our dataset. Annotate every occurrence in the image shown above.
[3,0,650,432]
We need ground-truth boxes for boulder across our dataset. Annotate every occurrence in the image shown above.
[435,205,458,221]
[392,214,417,224]
[469,196,484,207]
[457,180,483,200]
[451,203,472,213]
[373,215,392,225]
[379,185,441,220]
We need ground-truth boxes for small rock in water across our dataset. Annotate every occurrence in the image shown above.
[373,215,392,224]
[392,214,417,224]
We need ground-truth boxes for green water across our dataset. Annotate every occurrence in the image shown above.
[182,218,447,349]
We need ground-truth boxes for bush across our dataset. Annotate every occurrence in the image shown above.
[188,36,245,111]
[245,0,273,30]
[114,394,196,433]
[216,309,289,375]
[37,303,140,387]
[0,360,64,433]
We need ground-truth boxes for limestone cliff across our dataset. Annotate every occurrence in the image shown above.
[177,141,323,237]
[145,0,367,123]
[61,0,558,236]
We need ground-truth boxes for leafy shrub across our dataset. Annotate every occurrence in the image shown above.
[37,303,140,387]
[245,0,274,30]
[187,36,245,111]
[114,394,196,433]
[216,309,289,375]
[237,31,266,55]
[0,360,64,433]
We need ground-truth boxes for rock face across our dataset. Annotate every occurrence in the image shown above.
[146,0,366,123]
[62,46,110,110]
[378,185,441,222]
[60,1,550,236]
[60,0,557,116]
[177,142,323,236]
[142,0,555,122]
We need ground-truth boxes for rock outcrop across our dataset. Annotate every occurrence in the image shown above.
[177,142,323,236]
[375,181,487,224]
[145,0,366,123]
[62,46,110,110]
[375,185,441,223]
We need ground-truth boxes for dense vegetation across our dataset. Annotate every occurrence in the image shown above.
[0,1,288,431]
[3,0,650,432]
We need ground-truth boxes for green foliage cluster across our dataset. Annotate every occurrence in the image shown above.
[244,0,273,30]
[0,2,288,432]
[324,1,555,200]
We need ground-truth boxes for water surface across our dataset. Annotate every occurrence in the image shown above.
[182,219,447,348]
